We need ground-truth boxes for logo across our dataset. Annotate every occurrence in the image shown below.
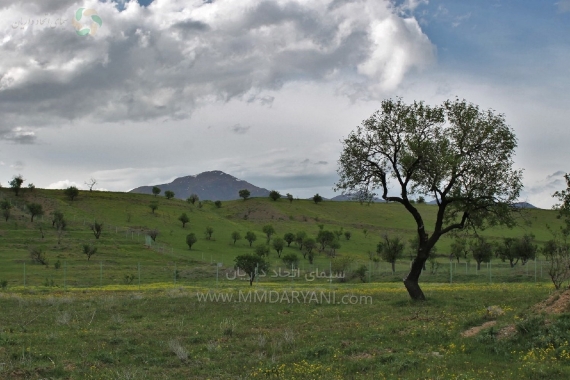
[72,8,102,36]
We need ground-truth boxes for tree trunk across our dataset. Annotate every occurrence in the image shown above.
[477,261,481,270]
[391,261,395,274]
[403,256,427,300]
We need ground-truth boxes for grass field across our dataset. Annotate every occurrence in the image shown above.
[1,188,569,379]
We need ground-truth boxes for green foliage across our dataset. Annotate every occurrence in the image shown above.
[185,233,197,250]
[187,193,199,204]
[542,234,570,289]
[331,255,353,281]
[553,173,570,231]
[26,202,44,222]
[178,213,189,228]
[377,235,405,274]
[316,230,335,251]
[1,200,11,222]
[64,186,79,201]
[283,232,295,247]
[239,189,250,200]
[152,186,161,197]
[0,279,7,289]
[262,224,275,243]
[281,253,299,268]
[272,237,285,257]
[164,190,175,199]
[295,231,307,249]
[269,190,281,201]
[312,193,323,204]
[147,228,159,242]
[231,231,241,245]
[214,200,222,208]
[82,244,98,261]
[245,231,257,247]
[234,254,269,285]
[336,97,524,299]
[149,201,158,214]
[9,175,24,196]
[286,193,293,203]
[303,238,316,263]
[450,236,469,263]
[254,244,270,258]
[205,226,214,240]
[471,237,493,270]
[344,231,351,240]
[354,264,368,282]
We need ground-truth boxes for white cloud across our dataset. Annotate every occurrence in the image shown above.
[46,179,81,189]
[0,0,434,134]
[557,0,570,12]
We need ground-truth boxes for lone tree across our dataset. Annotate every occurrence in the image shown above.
[1,200,11,222]
[27,203,44,222]
[164,190,175,199]
[471,237,493,270]
[286,193,294,203]
[239,189,251,200]
[245,231,257,247]
[85,178,97,191]
[205,226,214,240]
[377,234,405,274]
[262,224,275,243]
[90,221,103,239]
[152,186,161,197]
[272,237,285,257]
[336,98,523,300]
[312,193,323,204]
[178,213,189,228]
[234,254,269,286]
[149,201,158,214]
[231,231,242,245]
[283,232,295,247]
[9,175,24,196]
[64,186,79,201]
[187,194,199,204]
[82,244,97,261]
[269,190,281,201]
[186,233,197,250]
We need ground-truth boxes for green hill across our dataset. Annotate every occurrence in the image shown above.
[0,188,563,288]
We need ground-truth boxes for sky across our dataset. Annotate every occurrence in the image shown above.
[0,0,569,208]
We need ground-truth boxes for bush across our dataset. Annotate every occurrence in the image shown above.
[214,200,222,208]
[0,280,7,290]
[354,264,368,282]
[282,253,299,268]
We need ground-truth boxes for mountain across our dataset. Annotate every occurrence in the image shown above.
[427,200,538,209]
[129,170,271,201]
[330,193,385,202]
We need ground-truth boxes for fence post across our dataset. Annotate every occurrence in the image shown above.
[23,263,26,287]
[64,260,67,290]
[534,259,537,283]
[138,262,141,289]
[174,262,177,284]
[100,261,103,287]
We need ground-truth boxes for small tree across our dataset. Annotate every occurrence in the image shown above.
[234,254,269,285]
[517,234,537,265]
[27,183,35,191]
[303,238,317,263]
[312,193,323,204]
[344,231,351,240]
[316,230,335,251]
[417,196,426,204]
[152,186,161,196]
[286,193,293,203]
[52,211,66,244]
[269,190,281,201]
[542,234,570,289]
[85,178,97,191]
[283,232,295,247]
[254,244,270,257]
[187,194,199,204]
[9,175,24,196]
[164,190,175,199]
[231,231,242,245]
[64,186,79,201]
[377,235,405,274]
[205,226,214,240]
[90,221,103,239]
[29,247,48,266]
[282,253,299,268]
[147,229,159,242]
[272,237,285,257]
[295,231,307,249]
[245,231,257,247]
[82,244,97,261]
[239,189,250,200]
[471,237,493,270]
[214,200,222,208]
[27,203,44,222]
[1,200,11,222]
[149,201,158,214]
[186,233,197,250]
[450,236,469,263]
[497,237,519,268]
[178,213,189,228]
[262,224,275,243]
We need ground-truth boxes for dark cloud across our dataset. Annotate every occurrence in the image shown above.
[230,124,250,134]
[0,128,37,144]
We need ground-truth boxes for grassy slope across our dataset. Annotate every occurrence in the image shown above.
[0,188,564,287]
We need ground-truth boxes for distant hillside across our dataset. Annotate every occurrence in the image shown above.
[426,200,538,209]
[330,193,385,202]
[129,170,270,201]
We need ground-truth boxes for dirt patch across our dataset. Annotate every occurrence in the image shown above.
[461,321,496,337]
[533,289,570,314]
[496,324,517,340]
